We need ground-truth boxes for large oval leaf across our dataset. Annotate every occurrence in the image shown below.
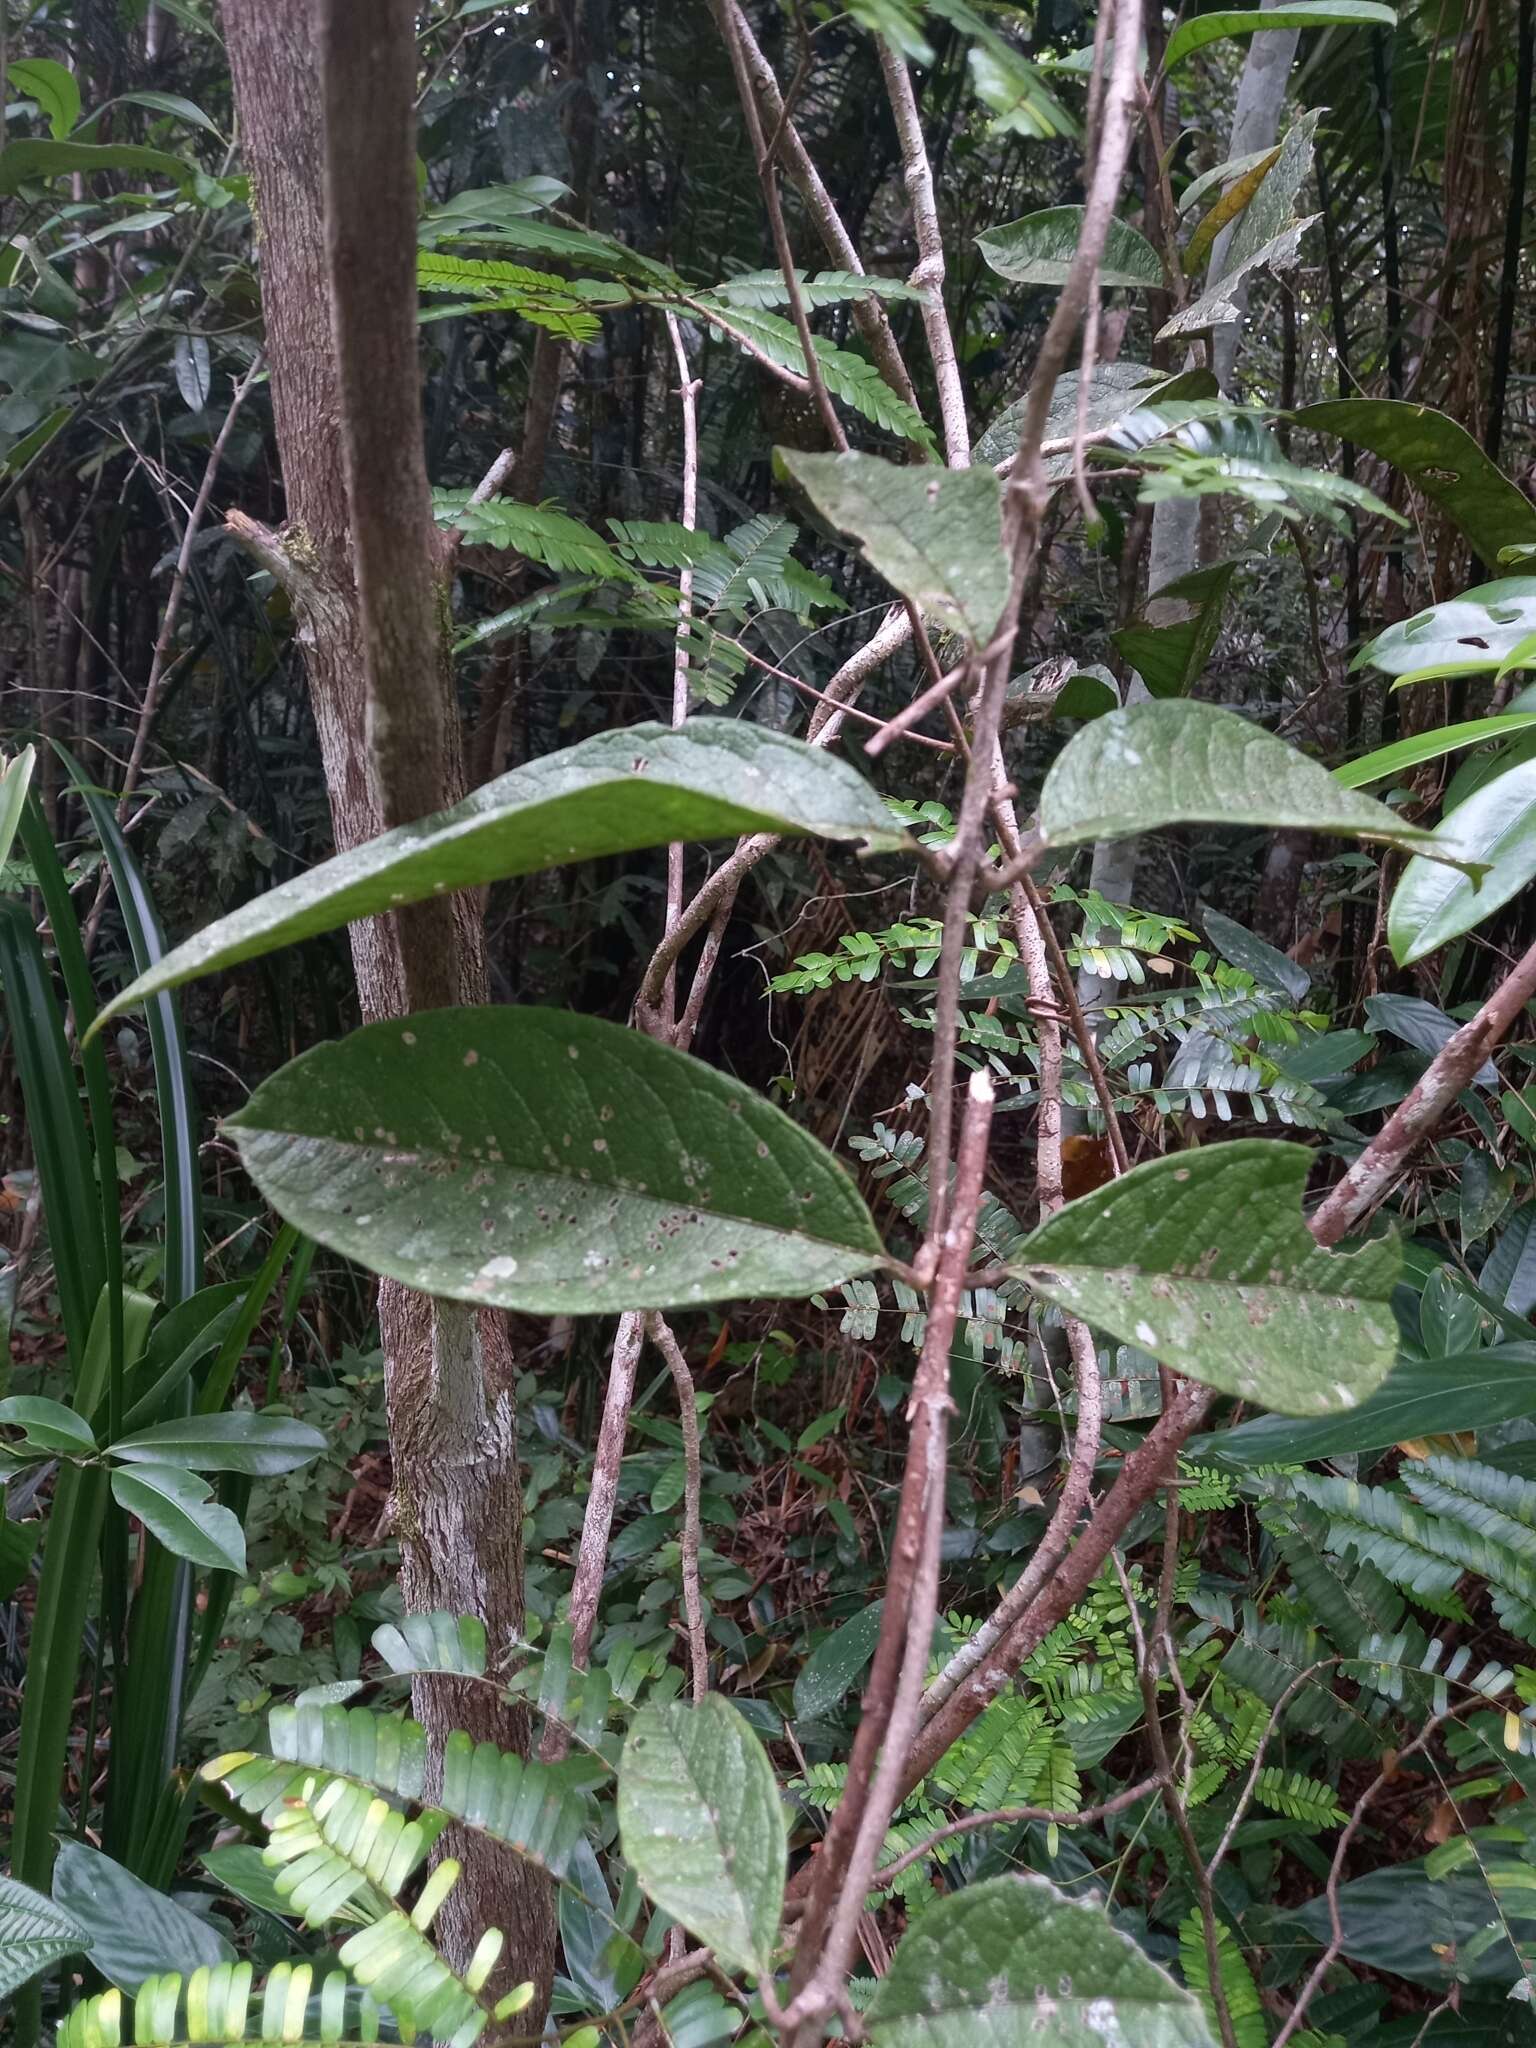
[977,207,1162,289]
[110,1463,247,1573]
[779,451,1010,646]
[105,1411,327,1476]
[1008,1142,1400,1416]
[1388,757,1536,965]
[94,722,908,1032]
[1296,403,1536,565]
[225,1008,884,1314]
[1354,579,1536,687]
[618,1697,785,1979]
[51,1842,234,1994]
[1037,700,1443,858]
[866,1875,1215,2048]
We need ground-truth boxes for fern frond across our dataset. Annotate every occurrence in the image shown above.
[431,492,636,581]
[1253,1767,1347,1829]
[930,1694,1052,1809]
[1178,1913,1268,2048]
[689,298,936,452]
[414,251,607,340]
[56,1965,384,2048]
[371,1611,488,1680]
[709,268,925,310]
[1405,1455,1536,1569]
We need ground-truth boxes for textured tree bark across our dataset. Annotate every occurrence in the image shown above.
[223,0,554,2006]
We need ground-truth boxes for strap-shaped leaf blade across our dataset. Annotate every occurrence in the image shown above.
[618,1697,786,1979]
[1037,700,1446,858]
[92,724,907,1033]
[780,451,1011,647]
[1008,1142,1400,1416]
[866,1874,1216,2048]
[225,1007,884,1314]
[1163,1,1395,70]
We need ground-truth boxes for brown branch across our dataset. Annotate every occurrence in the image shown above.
[870,1774,1161,1891]
[646,1313,709,1703]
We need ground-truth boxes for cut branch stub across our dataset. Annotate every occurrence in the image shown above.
[225,1008,885,1314]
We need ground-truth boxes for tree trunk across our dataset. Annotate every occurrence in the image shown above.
[223,0,555,2006]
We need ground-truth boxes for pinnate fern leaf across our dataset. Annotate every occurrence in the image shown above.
[1178,1913,1268,2048]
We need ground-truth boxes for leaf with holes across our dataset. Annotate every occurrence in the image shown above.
[1036,700,1447,860]
[779,451,1010,647]
[977,207,1162,289]
[619,1697,786,1977]
[1008,1142,1400,1415]
[1297,404,1536,565]
[867,1875,1216,2048]
[224,1008,883,1315]
[93,724,906,1030]
[1354,580,1536,688]
[1389,757,1536,964]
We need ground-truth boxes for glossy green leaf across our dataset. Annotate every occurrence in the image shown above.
[1388,758,1536,964]
[1296,404,1536,565]
[0,1396,98,1458]
[7,58,82,138]
[0,1875,90,2002]
[110,1462,247,1573]
[51,1841,234,1994]
[1008,1142,1400,1415]
[866,1875,1216,2048]
[1164,1,1395,69]
[1355,580,1536,686]
[1336,714,1536,787]
[0,138,188,194]
[1483,1205,1536,1318]
[94,723,906,1031]
[1193,1344,1536,1467]
[105,1411,326,1476]
[618,1697,786,1977]
[0,745,37,874]
[778,451,1010,646]
[793,1602,884,1722]
[117,88,225,137]
[1113,559,1241,697]
[977,207,1163,289]
[226,1007,884,1314]
[1037,700,1443,859]
[1203,909,1312,1003]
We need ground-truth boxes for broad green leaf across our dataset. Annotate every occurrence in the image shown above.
[110,1462,247,1573]
[618,1697,786,1977]
[779,451,1010,646]
[793,1602,884,1722]
[974,364,1215,472]
[1364,991,1499,1089]
[1008,1142,1400,1415]
[977,207,1163,289]
[1388,758,1536,965]
[0,1395,98,1458]
[1336,714,1536,788]
[7,57,81,139]
[51,1841,234,1994]
[117,89,225,137]
[1160,218,1315,336]
[1036,700,1444,859]
[0,1874,90,2002]
[866,1875,1216,2048]
[0,138,188,194]
[1354,579,1536,686]
[105,1411,326,1476]
[1297,403,1536,565]
[1164,2,1395,69]
[1484,1205,1536,1317]
[1112,559,1241,697]
[1194,1344,1536,1467]
[1203,909,1312,1003]
[93,723,907,1030]
[225,1007,884,1315]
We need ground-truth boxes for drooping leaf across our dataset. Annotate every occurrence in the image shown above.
[1008,1142,1400,1415]
[1193,1345,1536,1467]
[866,1875,1216,2048]
[0,1395,98,1458]
[977,207,1163,290]
[618,1697,786,1978]
[1164,2,1395,70]
[1118,413,1397,530]
[709,269,925,310]
[432,490,634,576]
[1112,559,1242,697]
[105,1411,327,1477]
[224,1007,884,1315]
[1388,758,1536,965]
[51,1842,234,1994]
[1354,580,1536,687]
[974,364,1214,473]
[7,57,81,139]
[1036,700,1445,859]
[0,1875,90,2003]
[110,1463,247,1573]
[1182,150,1282,275]
[1296,403,1536,564]
[1483,1206,1536,1318]
[793,1602,885,1722]
[171,334,211,412]
[93,723,907,1029]
[0,138,188,193]
[779,451,1010,645]
[1335,714,1536,788]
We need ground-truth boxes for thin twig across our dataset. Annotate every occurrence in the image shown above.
[870,1774,1161,1890]
[646,1313,709,1702]
[662,313,702,1037]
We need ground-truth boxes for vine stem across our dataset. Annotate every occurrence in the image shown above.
[646,1314,709,1702]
